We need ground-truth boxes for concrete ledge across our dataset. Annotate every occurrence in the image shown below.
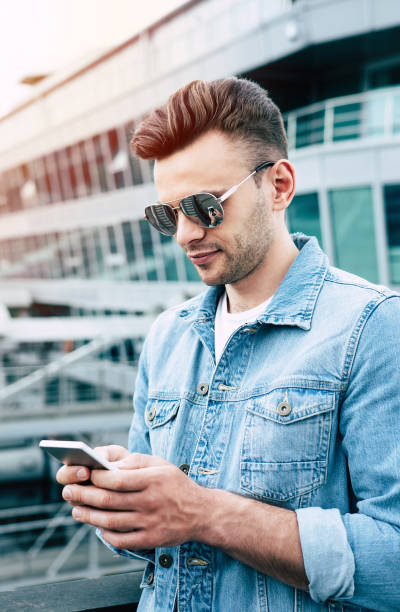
[0,570,143,611]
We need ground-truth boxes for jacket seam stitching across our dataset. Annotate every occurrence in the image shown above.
[341,295,398,389]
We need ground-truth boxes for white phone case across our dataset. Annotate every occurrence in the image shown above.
[39,440,115,470]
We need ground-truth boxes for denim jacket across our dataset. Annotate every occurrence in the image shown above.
[102,234,400,612]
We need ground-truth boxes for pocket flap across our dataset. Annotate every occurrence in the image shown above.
[146,399,180,428]
[247,387,334,424]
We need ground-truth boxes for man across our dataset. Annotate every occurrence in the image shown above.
[57,78,400,611]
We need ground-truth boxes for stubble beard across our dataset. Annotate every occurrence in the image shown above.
[194,191,275,286]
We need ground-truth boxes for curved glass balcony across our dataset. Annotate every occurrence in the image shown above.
[284,86,400,150]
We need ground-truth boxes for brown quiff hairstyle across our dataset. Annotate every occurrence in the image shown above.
[130,77,288,167]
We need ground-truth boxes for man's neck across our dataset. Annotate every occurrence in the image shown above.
[225,234,299,314]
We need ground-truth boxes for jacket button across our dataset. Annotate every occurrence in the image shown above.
[146,572,154,585]
[159,553,173,568]
[147,405,157,421]
[179,463,190,475]
[277,401,292,416]
[197,382,209,395]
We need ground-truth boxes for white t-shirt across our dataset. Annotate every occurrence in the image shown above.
[214,291,273,363]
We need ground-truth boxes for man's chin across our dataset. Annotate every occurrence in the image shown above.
[196,269,228,286]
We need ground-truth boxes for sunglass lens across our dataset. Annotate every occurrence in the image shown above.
[180,194,224,228]
[145,204,177,236]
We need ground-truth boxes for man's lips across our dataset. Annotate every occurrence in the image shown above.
[187,250,219,265]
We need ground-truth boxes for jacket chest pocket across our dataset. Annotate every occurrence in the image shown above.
[146,399,180,457]
[240,387,335,504]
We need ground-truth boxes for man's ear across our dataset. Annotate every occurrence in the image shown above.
[270,160,296,211]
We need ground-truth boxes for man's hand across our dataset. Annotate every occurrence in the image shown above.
[56,444,131,485]
[57,449,208,551]
[57,446,308,589]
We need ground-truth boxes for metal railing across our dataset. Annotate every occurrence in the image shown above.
[0,361,136,416]
[0,502,144,592]
[0,340,138,417]
[284,86,400,150]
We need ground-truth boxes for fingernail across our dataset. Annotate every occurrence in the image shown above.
[63,487,72,500]
[77,468,87,480]
[72,508,81,519]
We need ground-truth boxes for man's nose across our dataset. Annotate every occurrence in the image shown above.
[174,210,207,247]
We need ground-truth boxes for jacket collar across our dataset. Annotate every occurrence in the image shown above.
[179,234,328,331]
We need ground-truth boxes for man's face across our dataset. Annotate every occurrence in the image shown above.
[154,130,276,287]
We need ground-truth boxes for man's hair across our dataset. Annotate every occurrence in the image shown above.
[130,77,288,167]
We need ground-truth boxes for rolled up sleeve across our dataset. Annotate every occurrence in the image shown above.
[296,507,355,602]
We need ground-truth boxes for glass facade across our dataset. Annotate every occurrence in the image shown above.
[287,193,323,248]
[0,111,202,284]
[1,88,400,289]
[0,122,154,217]
[329,187,379,283]
[0,218,198,284]
[384,185,400,284]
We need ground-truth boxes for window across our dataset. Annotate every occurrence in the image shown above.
[369,63,400,89]
[0,173,7,211]
[78,141,92,194]
[329,187,379,283]
[5,168,23,211]
[125,122,143,185]
[384,184,400,284]
[108,129,125,190]
[121,221,135,262]
[55,150,74,201]
[139,219,158,280]
[93,135,108,192]
[333,103,362,141]
[70,144,88,197]
[93,228,105,277]
[287,193,322,247]
[160,233,179,281]
[394,93,400,134]
[121,221,139,280]
[79,229,92,278]
[365,96,386,137]
[295,110,325,148]
[43,155,62,203]
[106,225,118,254]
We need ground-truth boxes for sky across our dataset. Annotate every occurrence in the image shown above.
[0,0,187,118]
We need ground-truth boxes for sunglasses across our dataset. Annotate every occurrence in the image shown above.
[144,161,275,236]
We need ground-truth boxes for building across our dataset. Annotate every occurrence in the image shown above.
[1,0,399,589]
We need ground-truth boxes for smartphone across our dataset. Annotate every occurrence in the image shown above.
[39,440,116,470]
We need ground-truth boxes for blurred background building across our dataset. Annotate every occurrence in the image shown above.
[1,0,400,591]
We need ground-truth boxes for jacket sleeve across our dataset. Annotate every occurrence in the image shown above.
[97,335,155,565]
[296,295,400,610]
[128,336,152,455]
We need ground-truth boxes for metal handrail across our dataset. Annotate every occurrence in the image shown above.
[284,86,400,149]
[0,501,141,591]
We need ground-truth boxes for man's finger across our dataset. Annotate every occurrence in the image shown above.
[71,506,143,532]
[56,464,90,485]
[62,483,97,505]
[114,452,169,470]
[101,527,157,551]
[62,483,146,511]
[93,445,130,462]
[91,464,170,491]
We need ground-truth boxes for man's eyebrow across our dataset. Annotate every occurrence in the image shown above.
[201,188,225,198]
